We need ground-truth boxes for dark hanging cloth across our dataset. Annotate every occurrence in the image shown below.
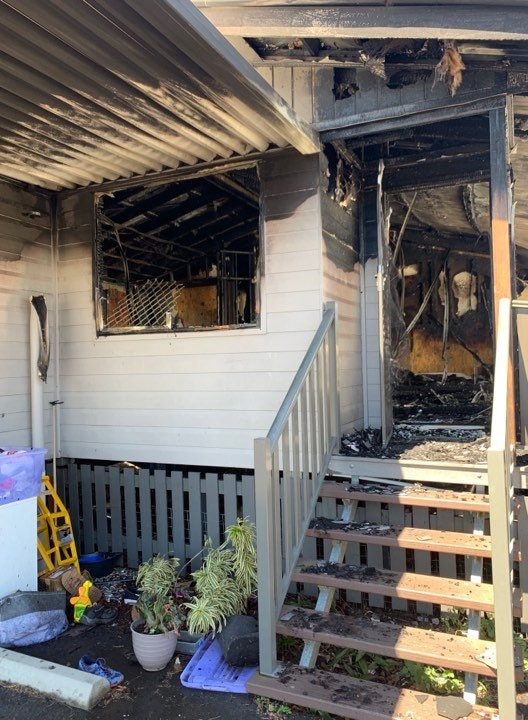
[30,295,49,383]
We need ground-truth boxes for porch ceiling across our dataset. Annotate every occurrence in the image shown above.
[0,0,318,192]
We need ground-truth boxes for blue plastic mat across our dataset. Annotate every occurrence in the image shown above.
[180,635,257,693]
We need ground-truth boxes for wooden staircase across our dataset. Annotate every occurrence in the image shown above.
[248,475,519,719]
[251,300,519,719]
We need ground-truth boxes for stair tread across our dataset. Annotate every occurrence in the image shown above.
[320,480,490,511]
[246,666,496,720]
[306,521,497,557]
[277,605,523,679]
[293,561,523,616]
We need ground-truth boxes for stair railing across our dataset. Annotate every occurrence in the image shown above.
[254,301,340,676]
[487,296,518,719]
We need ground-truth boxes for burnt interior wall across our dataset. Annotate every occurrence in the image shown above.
[320,148,363,429]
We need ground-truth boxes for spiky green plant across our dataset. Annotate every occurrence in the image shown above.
[136,554,180,596]
[135,554,183,635]
[184,518,257,636]
[225,517,257,599]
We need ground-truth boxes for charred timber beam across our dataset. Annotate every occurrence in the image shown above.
[344,118,491,151]
[134,193,228,235]
[157,205,257,244]
[319,92,506,142]
[250,55,528,78]
[365,143,490,171]
[112,223,206,257]
[108,184,202,226]
[399,230,490,260]
[206,174,260,206]
[103,253,165,275]
[364,151,490,193]
[203,6,528,41]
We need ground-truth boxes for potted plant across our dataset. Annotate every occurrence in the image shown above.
[130,555,184,671]
[184,517,257,637]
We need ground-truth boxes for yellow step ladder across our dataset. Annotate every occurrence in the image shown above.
[37,475,80,576]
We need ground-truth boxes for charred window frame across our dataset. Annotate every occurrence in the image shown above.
[93,167,261,335]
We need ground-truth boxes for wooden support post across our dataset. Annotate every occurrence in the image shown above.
[489,104,516,445]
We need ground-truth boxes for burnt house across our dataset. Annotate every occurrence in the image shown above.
[0,1,527,717]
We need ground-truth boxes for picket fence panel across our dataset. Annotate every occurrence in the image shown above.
[57,460,507,616]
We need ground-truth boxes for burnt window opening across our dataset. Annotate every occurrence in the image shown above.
[94,167,260,335]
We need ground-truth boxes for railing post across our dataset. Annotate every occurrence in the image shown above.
[488,448,518,720]
[488,297,519,720]
[325,301,340,443]
[254,436,279,677]
[253,303,341,679]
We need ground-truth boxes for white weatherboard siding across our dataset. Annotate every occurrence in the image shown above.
[323,254,363,431]
[0,180,56,448]
[57,153,323,468]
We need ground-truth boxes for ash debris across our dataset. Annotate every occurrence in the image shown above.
[393,372,491,425]
[310,517,393,536]
[300,562,379,580]
[341,424,489,464]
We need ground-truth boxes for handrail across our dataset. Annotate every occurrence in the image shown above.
[254,301,340,676]
[268,303,338,447]
[487,297,518,719]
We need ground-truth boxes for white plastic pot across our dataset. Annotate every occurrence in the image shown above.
[130,619,178,672]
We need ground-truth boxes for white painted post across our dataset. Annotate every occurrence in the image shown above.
[254,436,279,676]
[488,297,518,720]
[326,301,340,443]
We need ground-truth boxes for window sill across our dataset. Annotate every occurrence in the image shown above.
[96,323,265,340]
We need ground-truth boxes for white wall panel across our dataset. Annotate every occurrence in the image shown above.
[0,180,55,448]
[322,254,363,431]
[57,154,323,467]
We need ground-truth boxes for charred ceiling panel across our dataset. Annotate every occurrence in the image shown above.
[95,167,260,334]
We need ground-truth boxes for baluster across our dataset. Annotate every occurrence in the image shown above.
[323,335,331,451]
[281,421,293,573]
[316,348,325,467]
[291,398,301,548]
[308,365,318,495]
[300,384,310,518]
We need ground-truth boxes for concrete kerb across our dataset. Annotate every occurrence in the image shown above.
[0,647,111,710]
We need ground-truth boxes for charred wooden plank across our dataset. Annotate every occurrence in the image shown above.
[292,561,522,615]
[306,521,500,558]
[247,666,496,720]
[277,605,523,679]
[320,480,491,512]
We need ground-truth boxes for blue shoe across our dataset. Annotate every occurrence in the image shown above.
[78,655,124,687]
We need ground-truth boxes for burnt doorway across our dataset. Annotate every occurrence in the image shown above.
[350,112,504,439]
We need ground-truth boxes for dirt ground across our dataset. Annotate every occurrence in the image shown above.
[0,610,315,720]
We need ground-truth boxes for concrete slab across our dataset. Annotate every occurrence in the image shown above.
[0,647,110,710]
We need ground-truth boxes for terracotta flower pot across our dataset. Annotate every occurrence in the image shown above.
[130,619,178,672]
